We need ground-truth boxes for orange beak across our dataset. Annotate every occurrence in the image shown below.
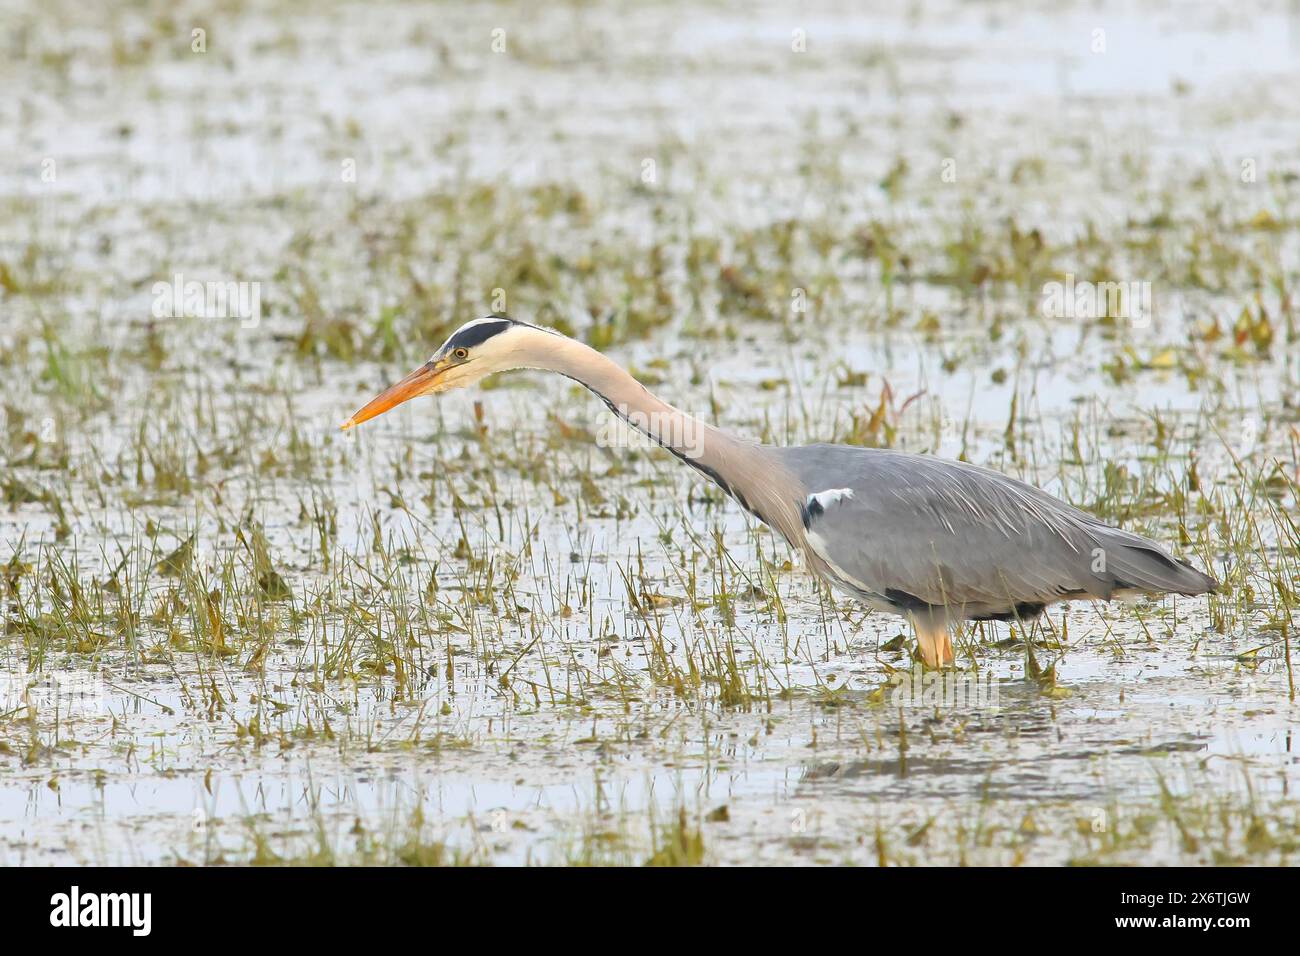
[341,361,445,430]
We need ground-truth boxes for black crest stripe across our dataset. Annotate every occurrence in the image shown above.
[447,319,514,350]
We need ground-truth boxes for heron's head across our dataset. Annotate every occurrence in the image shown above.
[342,316,531,429]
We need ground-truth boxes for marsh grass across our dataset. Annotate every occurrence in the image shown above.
[2,0,1298,865]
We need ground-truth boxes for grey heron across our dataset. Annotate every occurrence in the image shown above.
[343,315,1217,668]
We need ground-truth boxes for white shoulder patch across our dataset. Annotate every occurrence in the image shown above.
[808,487,854,510]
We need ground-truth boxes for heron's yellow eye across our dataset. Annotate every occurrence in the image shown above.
[453,347,469,360]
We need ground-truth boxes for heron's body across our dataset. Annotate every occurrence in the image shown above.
[344,316,1217,667]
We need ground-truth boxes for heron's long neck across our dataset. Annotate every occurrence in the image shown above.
[526,332,805,540]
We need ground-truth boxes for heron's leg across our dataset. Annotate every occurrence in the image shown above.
[913,618,954,669]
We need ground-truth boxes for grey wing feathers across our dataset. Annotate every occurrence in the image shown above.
[779,445,1216,615]
[1083,521,1218,596]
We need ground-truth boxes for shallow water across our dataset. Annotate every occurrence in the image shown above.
[1,0,1298,865]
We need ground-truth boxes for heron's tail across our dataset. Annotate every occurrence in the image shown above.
[1090,525,1218,597]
